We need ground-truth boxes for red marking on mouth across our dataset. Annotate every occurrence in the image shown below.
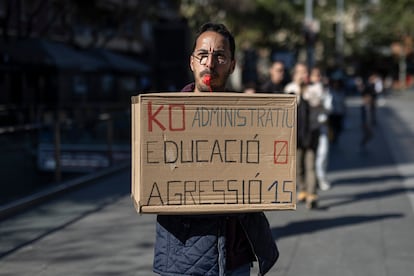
[203,75,212,92]
[203,75,211,86]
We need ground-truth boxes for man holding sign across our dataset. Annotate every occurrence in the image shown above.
[152,23,279,276]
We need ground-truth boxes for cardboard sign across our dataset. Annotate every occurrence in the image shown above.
[131,92,297,214]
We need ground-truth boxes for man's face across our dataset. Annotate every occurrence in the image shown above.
[190,31,235,92]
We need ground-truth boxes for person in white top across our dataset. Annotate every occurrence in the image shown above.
[307,67,332,191]
[284,63,321,209]
[284,62,308,99]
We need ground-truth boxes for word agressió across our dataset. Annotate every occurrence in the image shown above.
[145,178,294,206]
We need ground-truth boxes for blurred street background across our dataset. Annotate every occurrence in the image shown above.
[1,1,414,275]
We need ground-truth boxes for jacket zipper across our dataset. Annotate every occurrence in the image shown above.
[218,219,225,276]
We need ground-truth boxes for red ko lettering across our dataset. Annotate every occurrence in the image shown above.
[147,102,165,131]
[147,102,185,132]
[169,104,185,131]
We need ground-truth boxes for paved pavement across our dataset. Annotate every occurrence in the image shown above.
[1,91,414,275]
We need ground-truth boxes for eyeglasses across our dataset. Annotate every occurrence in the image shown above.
[192,53,229,65]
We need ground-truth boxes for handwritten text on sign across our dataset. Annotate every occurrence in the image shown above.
[141,98,296,209]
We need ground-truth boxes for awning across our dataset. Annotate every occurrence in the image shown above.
[0,39,151,75]
[88,48,150,74]
[1,39,108,72]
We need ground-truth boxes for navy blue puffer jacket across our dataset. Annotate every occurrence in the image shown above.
[153,84,279,275]
[153,213,279,276]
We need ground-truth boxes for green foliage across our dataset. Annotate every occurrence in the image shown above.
[361,0,414,48]
[180,0,307,50]
[178,0,414,71]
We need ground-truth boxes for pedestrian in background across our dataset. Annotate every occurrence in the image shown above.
[360,74,377,147]
[284,62,308,98]
[307,66,332,191]
[368,72,383,126]
[259,60,286,93]
[328,72,347,145]
[285,63,320,209]
[153,22,279,276]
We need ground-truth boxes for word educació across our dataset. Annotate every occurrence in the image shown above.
[145,138,261,164]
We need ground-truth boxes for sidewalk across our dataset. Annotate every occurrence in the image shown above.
[0,92,414,276]
[378,90,414,211]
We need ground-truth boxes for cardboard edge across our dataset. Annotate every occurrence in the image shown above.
[132,197,141,214]
[140,204,296,214]
[138,92,297,99]
[131,96,135,210]
[132,93,298,214]
[131,95,140,104]
[131,95,142,213]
